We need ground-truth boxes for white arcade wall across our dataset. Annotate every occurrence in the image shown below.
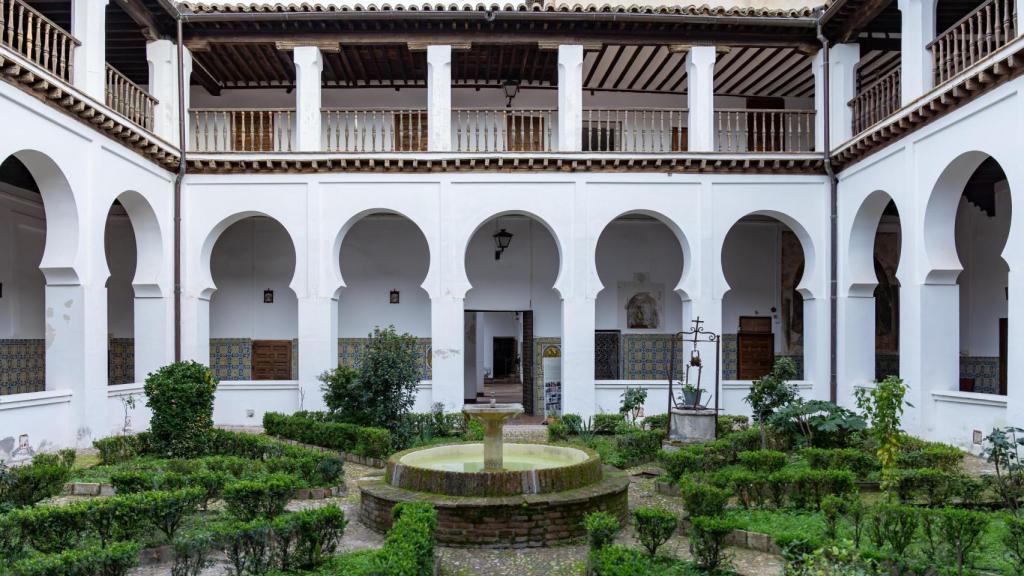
[956,187,1011,357]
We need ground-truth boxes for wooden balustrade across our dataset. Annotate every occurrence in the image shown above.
[849,68,902,135]
[323,108,428,152]
[929,0,1018,85]
[0,0,78,82]
[714,109,816,152]
[105,64,157,131]
[582,108,689,152]
[189,109,294,152]
[453,108,554,152]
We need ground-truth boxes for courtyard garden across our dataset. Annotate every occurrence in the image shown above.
[1,329,1023,575]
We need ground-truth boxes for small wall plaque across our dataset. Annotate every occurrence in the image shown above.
[389,289,400,304]
[264,289,274,304]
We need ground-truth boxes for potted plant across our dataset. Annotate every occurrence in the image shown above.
[679,382,703,408]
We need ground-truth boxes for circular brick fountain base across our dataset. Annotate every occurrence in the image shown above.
[358,465,629,548]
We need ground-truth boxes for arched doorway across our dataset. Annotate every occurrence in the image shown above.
[721,214,810,382]
[464,214,561,418]
[209,216,298,382]
[593,213,685,413]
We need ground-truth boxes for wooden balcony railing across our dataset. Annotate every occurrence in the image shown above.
[105,64,156,131]
[582,108,689,152]
[454,108,555,152]
[714,109,816,152]
[190,108,294,152]
[849,68,902,135]
[929,0,1018,85]
[323,108,428,152]
[0,0,78,82]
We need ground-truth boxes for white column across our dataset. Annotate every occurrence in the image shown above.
[181,294,211,366]
[298,296,336,411]
[133,293,168,383]
[812,50,826,152]
[686,46,716,152]
[836,294,877,409]
[430,296,464,412]
[561,296,596,418]
[829,43,860,144]
[427,45,452,152]
[802,296,832,401]
[899,0,936,104]
[911,282,959,436]
[146,40,193,144]
[1007,268,1024,427]
[557,44,584,152]
[293,46,323,152]
[71,0,107,100]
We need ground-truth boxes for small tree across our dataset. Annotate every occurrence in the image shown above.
[633,507,677,556]
[320,327,420,438]
[744,357,799,448]
[982,426,1024,511]
[619,386,647,425]
[144,361,218,458]
[855,376,910,492]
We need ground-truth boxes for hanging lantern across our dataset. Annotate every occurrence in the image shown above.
[493,228,513,260]
[503,80,520,108]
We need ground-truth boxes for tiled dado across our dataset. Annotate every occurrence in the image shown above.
[0,339,45,395]
[337,338,432,380]
[209,338,253,381]
[961,356,1000,394]
[620,334,685,380]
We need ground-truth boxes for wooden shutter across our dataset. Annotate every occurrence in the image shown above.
[252,340,293,380]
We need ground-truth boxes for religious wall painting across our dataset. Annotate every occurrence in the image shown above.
[780,231,804,355]
[620,280,664,331]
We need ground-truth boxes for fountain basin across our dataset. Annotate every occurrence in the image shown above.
[387,443,602,496]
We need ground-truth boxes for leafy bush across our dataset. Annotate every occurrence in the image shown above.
[272,504,347,570]
[589,545,695,576]
[919,507,989,576]
[768,399,866,449]
[463,418,485,441]
[139,488,204,542]
[619,386,648,424]
[593,413,626,435]
[214,518,274,576]
[93,435,147,466]
[263,411,391,460]
[583,511,620,551]
[855,375,910,491]
[1,449,76,508]
[786,469,856,510]
[172,529,216,576]
[716,414,749,437]
[643,413,669,435]
[712,469,768,509]
[737,449,787,473]
[86,496,146,548]
[820,494,844,541]
[547,418,570,443]
[744,357,799,448]
[10,541,140,576]
[680,480,730,519]
[320,327,421,438]
[633,506,677,556]
[372,502,437,576]
[8,500,90,553]
[110,470,156,494]
[144,361,218,458]
[658,449,703,481]
[896,443,964,473]
[891,467,967,506]
[562,413,584,435]
[1004,511,1024,575]
[612,429,663,468]
[800,447,878,478]
[688,516,736,571]
[223,474,296,521]
[868,503,919,563]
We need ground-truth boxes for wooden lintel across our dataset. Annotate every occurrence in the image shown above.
[274,41,341,53]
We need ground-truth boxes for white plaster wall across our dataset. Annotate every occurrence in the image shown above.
[0,187,46,339]
[956,188,1010,356]
[721,221,783,338]
[105,216,137,338]
[209,217,298,339]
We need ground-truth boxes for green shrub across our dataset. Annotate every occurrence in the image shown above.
[633,506,677,556]
[373,502,437,576]
[214,518,274,576]
[801,447,878,478]
[919,507,989,576]
[9,501,90,553]
[463,418,484,441]
[680,480,730,519]
[562,413,584,435]
[319,364,361,416]
[271,504,347,571]
[891,467,966,506]
[144,361,218,458]
[658,449,702,481]
[712,469,769,509]
[613,429,663,468]
[0,511,24,560]
[737,449,787,473]
[262,411,391,460]
[843,493,867,549]
[1004,512,1024,576]
[198,455,254,477]
[223,474,297,521]
[896,443,963,473]
[868,503,919,560]
[547,418,570,443]
[86,496,146,548]
[2,449,76,507]
[589,545,694,576]
[140,488,204,542]
[786,469,857,510]
[820,495,844,541]
[688,515,737,571]
[593,413,626,435]
[744,357,799,449]
[583,511,620,551]
[110,470,156,494]
[93,435,144,466]
[172,529,216,576]
[10,541,140,576]
[719,427,763,455]
[716,414,749,436]
[642,413,668,434]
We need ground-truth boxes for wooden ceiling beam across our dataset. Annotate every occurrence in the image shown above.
[110,0,162,40]
[834,0,895,43]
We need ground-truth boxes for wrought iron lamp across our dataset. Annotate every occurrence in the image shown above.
[503,80,520,108]
[493,228,513,260]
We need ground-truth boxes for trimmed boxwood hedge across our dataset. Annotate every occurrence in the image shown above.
[262,411,392,460]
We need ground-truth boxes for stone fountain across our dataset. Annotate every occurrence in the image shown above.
[358,401,629,548]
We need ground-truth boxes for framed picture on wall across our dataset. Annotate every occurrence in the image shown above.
[618,282,664,331]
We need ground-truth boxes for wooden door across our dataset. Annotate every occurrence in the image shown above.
[493,337,516,378]
[745,97,784,152]
[506,115,545,151]
[252,340,293,380]
[737,315,774,380]
[1000,318,1008,395]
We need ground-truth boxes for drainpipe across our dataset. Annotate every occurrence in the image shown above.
[817,21,838,404]
[174,16,186,361]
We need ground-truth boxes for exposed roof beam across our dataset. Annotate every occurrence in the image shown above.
[110,0,162,40]
[837,0,895,43]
